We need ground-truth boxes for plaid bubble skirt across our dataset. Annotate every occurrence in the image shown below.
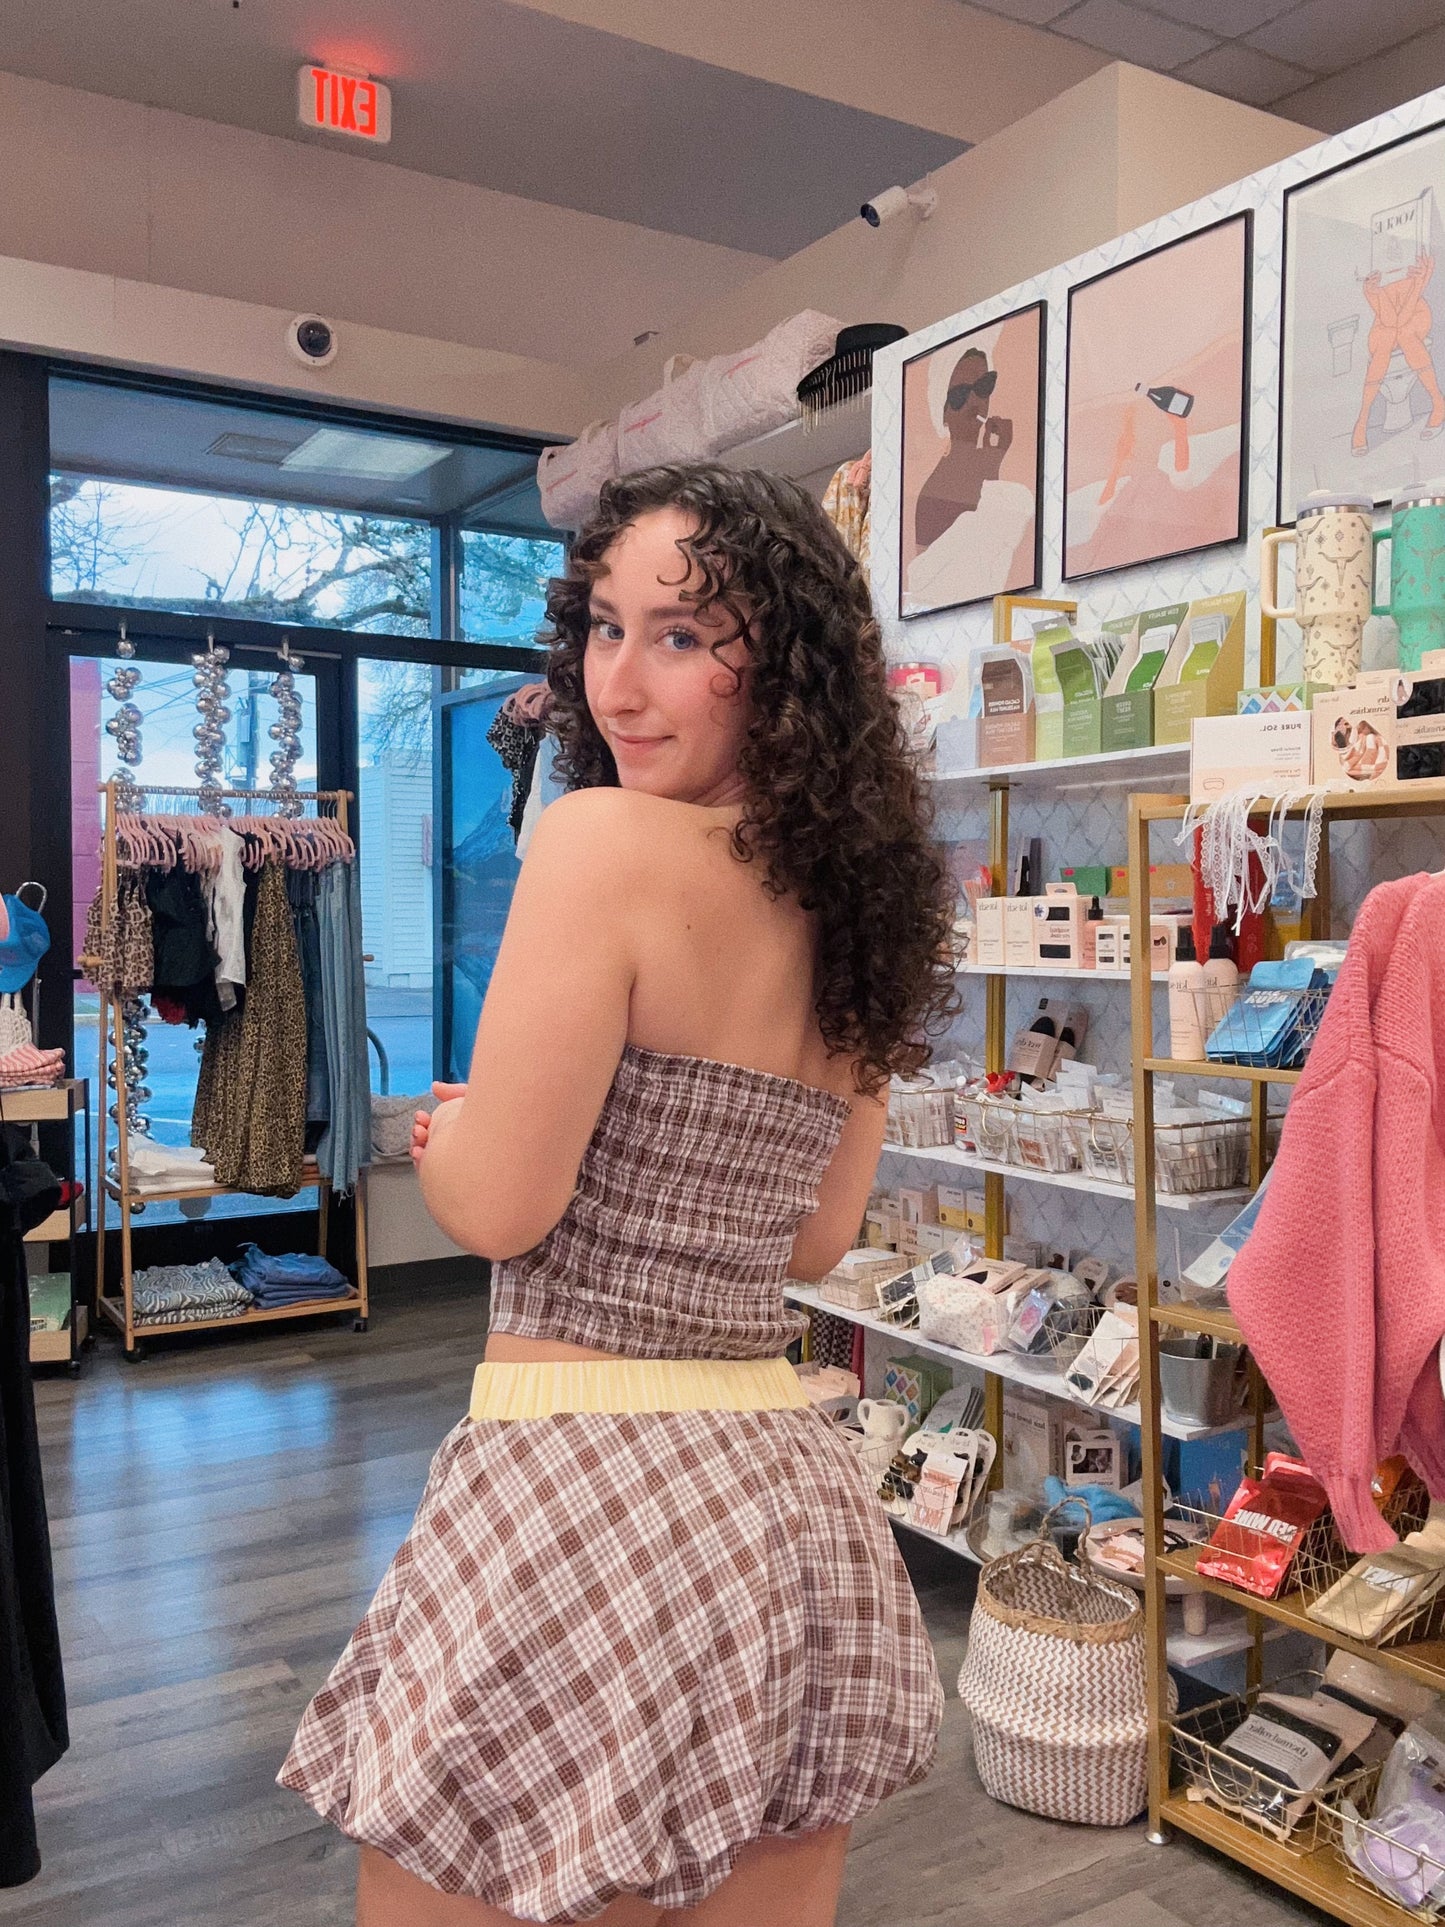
[278,1400,942,1922]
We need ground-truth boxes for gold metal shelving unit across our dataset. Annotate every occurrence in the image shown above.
[1127,775,1445,1923]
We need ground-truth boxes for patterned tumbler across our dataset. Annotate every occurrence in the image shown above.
[1261,490,1374,688]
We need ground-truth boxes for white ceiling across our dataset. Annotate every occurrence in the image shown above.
[0,0,966,257]
[969,0,1445,122]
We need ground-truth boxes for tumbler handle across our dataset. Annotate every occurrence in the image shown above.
[1372,526,1392,618]
[1260,528,1295,622]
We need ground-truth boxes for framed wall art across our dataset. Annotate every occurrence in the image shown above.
[898,300,1045,619]
[1280,121,1445,519]
[1063,213,1251,581]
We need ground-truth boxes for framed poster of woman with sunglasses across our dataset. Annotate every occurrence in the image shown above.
[1063,211,1251,581]
[899,300,1046,618]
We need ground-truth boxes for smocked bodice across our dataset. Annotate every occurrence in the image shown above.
[488,1045,851,1360]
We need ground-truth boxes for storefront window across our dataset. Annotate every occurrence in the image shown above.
[51,475,432,636]
[458,530,563,647]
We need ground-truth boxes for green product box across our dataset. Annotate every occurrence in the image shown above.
[1100,690,1152,751]
[1031,615,1074,762]
[1061,698,1102,757]
[1060,864,1111,898]
[1154,591,1247,745]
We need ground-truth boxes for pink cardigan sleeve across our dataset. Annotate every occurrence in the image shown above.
[1227,879,1423,1553]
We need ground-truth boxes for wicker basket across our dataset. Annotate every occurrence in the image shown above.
[957,1503,1157,1827]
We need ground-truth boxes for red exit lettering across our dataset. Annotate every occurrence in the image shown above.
[298,65,391,143]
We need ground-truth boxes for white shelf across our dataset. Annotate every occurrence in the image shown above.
[785,1283,1243,1442]
[890,1512,982,1564]
[714,405,867,488]
[957,962,1141,982]
[876,1140,1250,1214]
[926,742,1189,794]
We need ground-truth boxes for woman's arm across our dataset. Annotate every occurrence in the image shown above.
[787,1086,888,1280]
[418,790,636,1259]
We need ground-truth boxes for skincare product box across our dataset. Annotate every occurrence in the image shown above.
[1100,608,1179,751]
[933,713,983,773]
[978,649,1035,767]
[1237,683,1327,715]
[1032,882,1089,969]
[974,895,1006,968]
[1110,863,1194,901]
[1052,632,1125,759]
[1154,592,1247,745]
[1190,712,1313,803]
[1003,896,1036,969]
[1030,613,1075,763]
[1093,919,1129,970]
[1312,678,1397,792]
[936,1184,971,1232]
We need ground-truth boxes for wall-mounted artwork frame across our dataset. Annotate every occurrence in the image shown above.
[1063,212,1251,582]
[898,299,1045,619]
[1279,119,1445,522]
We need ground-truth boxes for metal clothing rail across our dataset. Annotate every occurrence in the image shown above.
[90,778,370,1358]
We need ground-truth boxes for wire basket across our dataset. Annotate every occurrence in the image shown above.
[1010,1105,1085,1174]
[1320,1769,1445,1921]
[1170,1687,1378,1852]
[955,1092,1015,1161]
[1293,1479,1445,1650]
[1043,1300,1104,1369]
[1068,1112,1132,1185]
[1198,984,1333,1071]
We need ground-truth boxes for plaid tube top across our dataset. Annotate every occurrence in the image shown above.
[488,1045,851,1360]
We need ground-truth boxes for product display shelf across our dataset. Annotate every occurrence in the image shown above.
[880,1138,1250,1214]
[8,1078,91,1372]
[713,405,867,490]
[925,742,1189,793]
[1155,1545,1445,1696]
[958,962,1136,982]
[1158,1795,1416,1927]
[89,779,370,1361]
[1128,780,1445,1923]
[783,1283,1239,1444]
[1142,1057,1303,1086]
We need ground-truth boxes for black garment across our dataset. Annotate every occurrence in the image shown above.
[144,868,222,1027]
[0,1129,66,1887]
[486,710,542,842]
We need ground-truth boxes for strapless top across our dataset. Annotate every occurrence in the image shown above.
[487,1044,851,1360]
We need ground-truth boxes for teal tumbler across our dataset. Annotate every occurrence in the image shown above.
[1372,483,1445,671]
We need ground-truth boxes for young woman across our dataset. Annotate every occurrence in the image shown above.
[280,464,958,1926]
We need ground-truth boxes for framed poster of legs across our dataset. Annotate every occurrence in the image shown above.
[1063,213,1251,582]
[1280,120,1445,520]
[898,300,1045,619]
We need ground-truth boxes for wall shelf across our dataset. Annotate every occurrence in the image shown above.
[878,1139,1250,1214]
[926,743,1189,794]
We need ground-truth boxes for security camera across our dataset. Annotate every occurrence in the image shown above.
[860,185,938,228]
[286,315,338,367]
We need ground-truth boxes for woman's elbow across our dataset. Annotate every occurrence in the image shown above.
[417,1165,561,1263]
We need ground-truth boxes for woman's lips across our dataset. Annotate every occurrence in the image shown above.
[612,733,669,751]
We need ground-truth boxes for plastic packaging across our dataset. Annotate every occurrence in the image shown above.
[1196,1453,1330,1598]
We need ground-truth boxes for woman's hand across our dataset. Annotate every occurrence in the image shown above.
[412,1082,467,1166]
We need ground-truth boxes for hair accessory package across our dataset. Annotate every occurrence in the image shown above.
[1339,1707,1445,1911]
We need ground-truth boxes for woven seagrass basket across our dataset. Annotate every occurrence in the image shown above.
[957,1503,1158,1827]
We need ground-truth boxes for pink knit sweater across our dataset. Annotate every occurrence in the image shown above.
[1228,872,1445,1552]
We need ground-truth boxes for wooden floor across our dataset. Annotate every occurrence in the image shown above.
[5,1273,1326,1927]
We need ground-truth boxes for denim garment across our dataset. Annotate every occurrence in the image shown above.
[316,860,370,1194]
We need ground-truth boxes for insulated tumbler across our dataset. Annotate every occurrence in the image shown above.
[1372,482,1445,671]
[1261,490,1374,687]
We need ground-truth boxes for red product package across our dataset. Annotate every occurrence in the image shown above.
[1195,1452,1330,1599]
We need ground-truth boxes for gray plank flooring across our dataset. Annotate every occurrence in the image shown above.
[4,1273,1324,1925]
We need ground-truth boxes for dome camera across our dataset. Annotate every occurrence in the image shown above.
[286,315,338,368]
[860,185,938,228]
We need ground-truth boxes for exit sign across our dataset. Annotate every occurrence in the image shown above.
[298,65,391,143]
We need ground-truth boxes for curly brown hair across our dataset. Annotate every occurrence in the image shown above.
[543,463,959,1095]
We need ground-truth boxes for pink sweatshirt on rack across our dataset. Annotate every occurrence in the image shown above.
[1228,872,1445,1552]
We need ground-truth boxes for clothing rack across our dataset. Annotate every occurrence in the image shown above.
[89,779,370,1359]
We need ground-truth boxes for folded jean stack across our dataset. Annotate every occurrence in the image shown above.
[233,1242,351,1310]
[0,1043,66,1091]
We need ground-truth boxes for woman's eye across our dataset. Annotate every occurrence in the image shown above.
[662,628,698,652]
[588,615,623,641]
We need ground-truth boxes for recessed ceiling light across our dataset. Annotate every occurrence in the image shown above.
[208,430,304,466]
[281,427,452,480]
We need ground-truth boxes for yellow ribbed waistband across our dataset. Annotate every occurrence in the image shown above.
[468,1355,811,1421]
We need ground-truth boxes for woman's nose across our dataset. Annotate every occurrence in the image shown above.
[594,639,646,715]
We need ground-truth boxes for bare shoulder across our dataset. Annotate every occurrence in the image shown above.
[526,789,733,883]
